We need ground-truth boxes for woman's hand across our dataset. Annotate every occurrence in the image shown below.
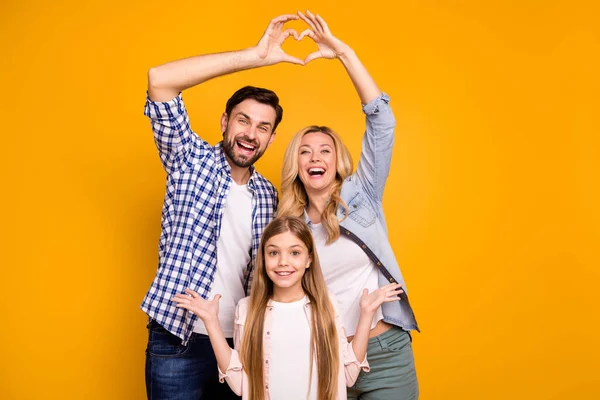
[171,289,220,323]
[359,283,404,315]
[297,10,352,64]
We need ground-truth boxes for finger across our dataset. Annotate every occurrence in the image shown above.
[270,14,300,25]
[277,29,299,45]
[297,11,318,32]
[304,51,323,64]
[315,14,330,34]
[305,10,322,33]
[362,288,369,297]
[184,288,199,298]
[213,294,222,301]
[298,29,315,41]
[283,55,305,65]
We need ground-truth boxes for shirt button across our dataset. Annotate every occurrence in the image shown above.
[267,331,270,335]
[266,385,269,389]
[266,359,269,364]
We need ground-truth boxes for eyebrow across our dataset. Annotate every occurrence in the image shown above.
[299,143,333,149]
[235,112,273,127]
[266,244,304,249]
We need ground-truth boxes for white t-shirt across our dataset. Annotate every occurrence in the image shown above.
[194,181,253,337]
[311,223,383,336]
[269,296,318,399]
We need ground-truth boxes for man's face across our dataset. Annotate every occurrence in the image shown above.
[221,99,277,168]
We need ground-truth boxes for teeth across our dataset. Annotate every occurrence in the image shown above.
[308,168,325,176]
[238,141,255,150]
[276,271,292,276]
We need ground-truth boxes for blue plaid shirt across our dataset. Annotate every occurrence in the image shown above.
[140,93,278,344]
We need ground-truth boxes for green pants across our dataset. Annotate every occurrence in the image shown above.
[347,326,419,400]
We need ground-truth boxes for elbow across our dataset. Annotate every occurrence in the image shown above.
[148,67,164,91]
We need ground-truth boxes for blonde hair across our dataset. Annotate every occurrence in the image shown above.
[240,216,340,400]
[278,126,353,243]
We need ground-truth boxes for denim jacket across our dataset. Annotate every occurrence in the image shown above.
[305,93,419,332]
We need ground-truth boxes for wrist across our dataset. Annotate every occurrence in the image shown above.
[336,46,355,61]
[247,46,273,68]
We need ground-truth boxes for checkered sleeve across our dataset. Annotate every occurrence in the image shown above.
[144,92,208,174]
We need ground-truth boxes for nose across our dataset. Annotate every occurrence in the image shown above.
[246,125,258,140]
[278,254,290,266]
[310,153,320,163]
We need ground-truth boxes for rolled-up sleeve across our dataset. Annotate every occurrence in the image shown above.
[339,323,370,386]
[217,349,244,395]
[355,92,396,201]
[216,299,249,396]
[144,92,207,174]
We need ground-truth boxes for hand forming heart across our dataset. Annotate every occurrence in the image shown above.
[254,11,351,66]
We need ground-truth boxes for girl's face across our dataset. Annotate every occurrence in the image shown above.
[264,231,311,297]
[297,132,337,195]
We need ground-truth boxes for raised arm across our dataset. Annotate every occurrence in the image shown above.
[351,283,404,360]
[297,10,380,104]
[298,11,395,200]
[148,14,304,102]
[171,290,232,373]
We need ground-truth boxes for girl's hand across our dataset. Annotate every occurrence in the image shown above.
[171,289,220,323]
[297,10,351,64]
[359,283,404,315]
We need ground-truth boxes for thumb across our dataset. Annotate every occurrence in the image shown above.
[213,294,222,302]
[362,288,368,297]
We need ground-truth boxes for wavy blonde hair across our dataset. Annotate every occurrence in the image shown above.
[240,216,340,400]
[278,126,354,244]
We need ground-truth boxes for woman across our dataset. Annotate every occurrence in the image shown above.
[172,216,403,400]
[278,11,420,400]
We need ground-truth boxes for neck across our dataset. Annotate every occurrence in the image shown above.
[226,157,251,185]
[306,190,331,224]
[272,286,306,303]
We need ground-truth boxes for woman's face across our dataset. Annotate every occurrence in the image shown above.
[297,132,337,194]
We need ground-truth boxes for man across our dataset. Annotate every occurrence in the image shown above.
[141,14,303,399]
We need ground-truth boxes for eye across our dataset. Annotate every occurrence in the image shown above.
[291,250,301,256]
[321,149,330,154]
[268,250,278,256]
[259,126,269,133]
[299,149,310,155]
[239,119,248,125]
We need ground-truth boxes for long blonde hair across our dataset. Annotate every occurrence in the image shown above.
[278,126,354,243]
[240,216,340,400]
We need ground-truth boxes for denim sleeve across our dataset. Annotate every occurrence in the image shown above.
[144,92,209,174]
[353,93,396,201]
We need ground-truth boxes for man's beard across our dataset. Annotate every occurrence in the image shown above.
[223,134,266,168]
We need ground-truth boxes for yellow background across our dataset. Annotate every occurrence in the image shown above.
[1,0,599,399]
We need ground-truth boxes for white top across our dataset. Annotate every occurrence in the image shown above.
[194,181,253,337]
[311,223,383,336]
[269,296,318,399]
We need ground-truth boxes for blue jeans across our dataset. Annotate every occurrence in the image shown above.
[145,320,241,400]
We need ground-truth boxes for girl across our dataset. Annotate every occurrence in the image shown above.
[172,216,402,400]
[277,11,420,400]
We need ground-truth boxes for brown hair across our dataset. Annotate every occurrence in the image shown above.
[239,216,340,400]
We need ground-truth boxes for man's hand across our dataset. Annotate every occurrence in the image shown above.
[297,10,351,64]
[254,14,304,66]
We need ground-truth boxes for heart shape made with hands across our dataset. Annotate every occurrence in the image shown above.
[257,12,341,66]
[280,32,322,65]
